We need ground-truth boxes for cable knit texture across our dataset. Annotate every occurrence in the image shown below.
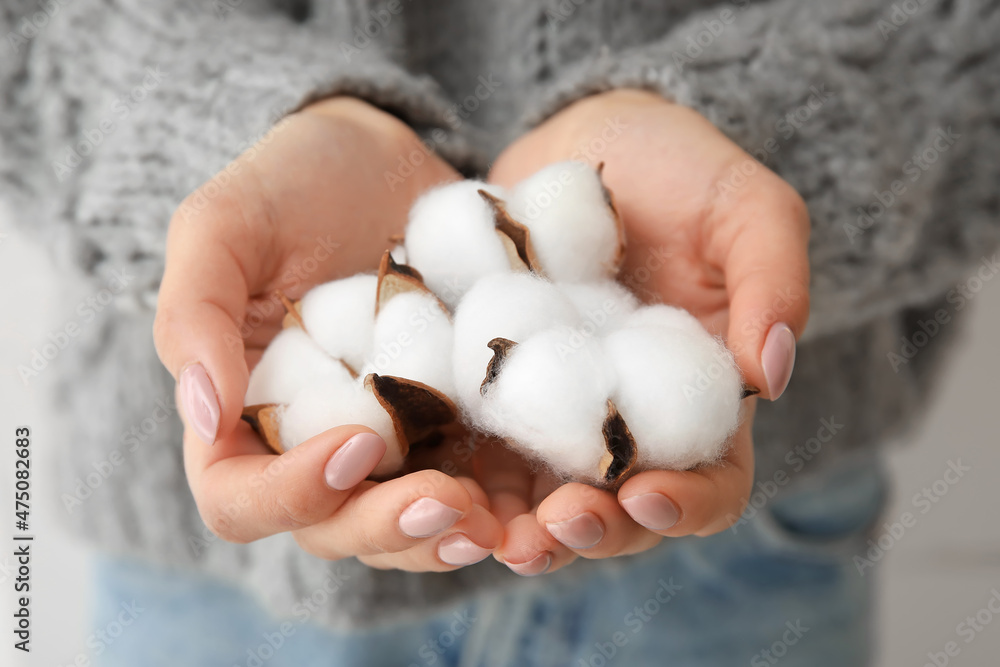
[1,0,998,630]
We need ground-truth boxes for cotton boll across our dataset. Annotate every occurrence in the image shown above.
[298,274,377,372]
[508,161,620,282]
[403,181,512,308]
[245,327,354,406]
[558,281,639,335]
[362,291,456,400]
[624,304,708,338]
[481,329,615,483]
[604,326,741,470]
[451,273,582,411]
[278,375,404,475]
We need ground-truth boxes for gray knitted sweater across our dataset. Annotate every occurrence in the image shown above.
[2,0,998,630]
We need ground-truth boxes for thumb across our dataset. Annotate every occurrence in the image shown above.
[153,195,263,444]
[719,186,811,400]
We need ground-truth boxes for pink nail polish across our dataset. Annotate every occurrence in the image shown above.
[761,322,796,400]
[398,498,463,538]
[323,433,386,490]
[505,552,552,577]
[180,363,220,445]
[621,493,680,531]
[546,513,604,549]
[437,534,491,566]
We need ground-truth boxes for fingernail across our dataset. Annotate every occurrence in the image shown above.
[505,552,552,577]
[621,493,680,531]
[546,513,604,549]
[398,498,463,538]
[761,322,796,400]
[180,363,220,445]
[438,534,492,566]
[324,433,387,490]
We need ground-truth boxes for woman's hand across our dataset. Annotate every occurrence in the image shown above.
[154,98,502,572]
[486,89,810,573]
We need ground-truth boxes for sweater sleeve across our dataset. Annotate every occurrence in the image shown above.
[0,0,472,310]
[0,0,506,631]
[523,0,1000,340]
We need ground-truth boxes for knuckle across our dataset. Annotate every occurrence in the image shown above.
[200,505,247,544]
[265,490,322,532]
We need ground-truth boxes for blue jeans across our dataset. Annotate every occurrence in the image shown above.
[93,460,885,666]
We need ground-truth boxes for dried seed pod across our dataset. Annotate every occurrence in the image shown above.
[364,373,457,452]
[599,400,638,486]
[278,291,304,330]
[595,162,627,271]
[376,250,441,315]
[241,403,284,453]
[478,189,542,274]
[480,337,516,395]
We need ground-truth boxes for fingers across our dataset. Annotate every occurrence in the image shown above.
[617,400,756,537]
[358,504,503,572]
[710,175,811,400]
[535,483,661,559]
[291,470,493,561]
[154,186,273,445]
[184,420,390,544]
[495,513,577,576]
[474,439,535,525]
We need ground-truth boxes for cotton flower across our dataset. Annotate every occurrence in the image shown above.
[403,180,512,308]
[296,274,377,372]
[506,161,624,282]
[479,328,616,484]
[242,164,746,487]
[451,272,580,412]
[244,327,354,406]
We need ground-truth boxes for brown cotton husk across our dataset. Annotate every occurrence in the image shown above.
[477,190,544,274]
[241,403,285,454]
[494,230,530,273]
[277,290,304,330]
[364,373,457,454]
[480,337,518,395]
[595,162,627,273]
[375,250,447,316]
[599,399,638,486]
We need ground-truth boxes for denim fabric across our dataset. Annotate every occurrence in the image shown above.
[94,460,885,667]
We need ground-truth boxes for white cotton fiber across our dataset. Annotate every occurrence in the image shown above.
[298,274,377,372]
[507,161,620,282]
[403,181,512,308]
[558,280,639,335]
[480,329,615,483]
[389,244,408,265]
[362,291,456,400]
[624,304,709,338]
[451,273,582,411]
[245,327,354,406]
[603,325,741,470]
[278,375,404,475]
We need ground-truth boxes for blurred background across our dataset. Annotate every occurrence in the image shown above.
[0,205,998,665]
